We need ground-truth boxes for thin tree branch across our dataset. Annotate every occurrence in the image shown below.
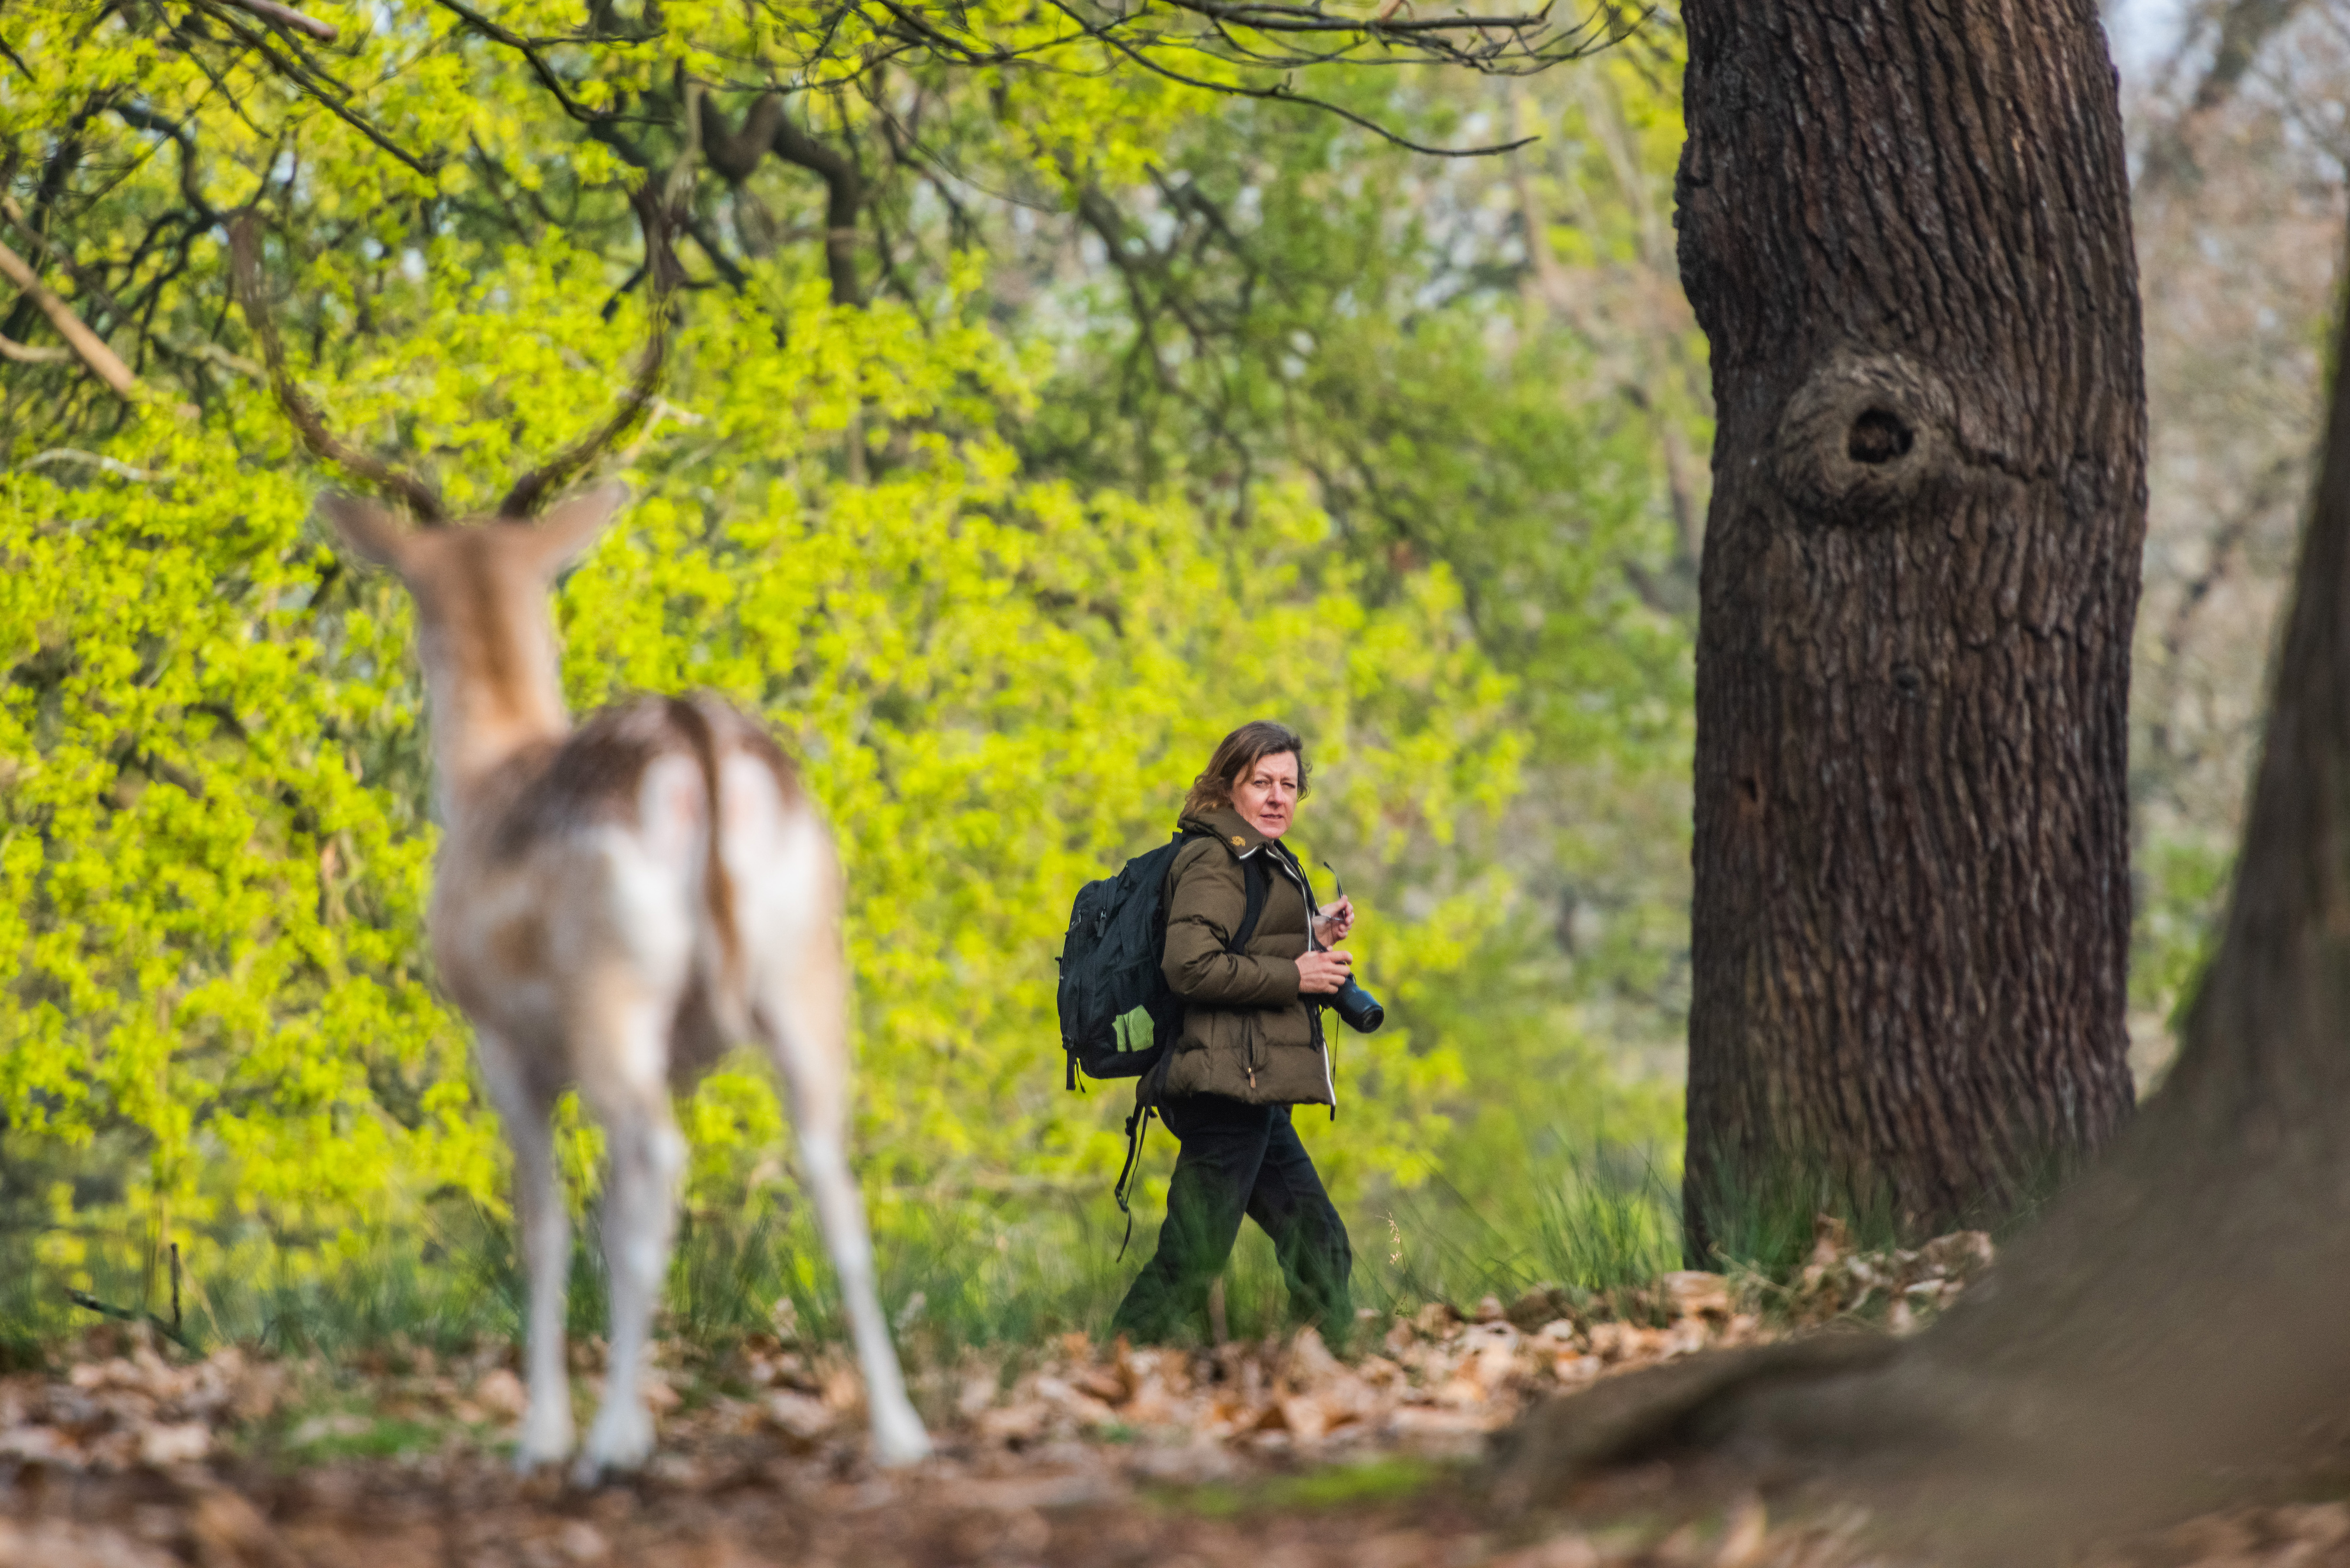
[21,448,162,481]
[110,102,217,223]
[2192,0,2306,111]
[212,0,339,41]
[1079,22,1539,157]
[2142,0,2310,189]
[433,0,623,128]
[206,10,442,177]
[1169,0,1566,37]
[0,332,73,365]
[0,239,142,399]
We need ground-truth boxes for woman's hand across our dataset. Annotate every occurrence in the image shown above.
[1311,896,1356,948]
[1296,948,1353,995]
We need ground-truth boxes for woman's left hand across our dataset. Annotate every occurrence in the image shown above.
[1313,896,1355,948]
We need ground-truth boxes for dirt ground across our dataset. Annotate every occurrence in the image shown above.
[0,1277,1863,1568]
[15,1412,2350,1568]
[0,1434,1774,1568]
[0,1367,1857,1568]
[7,1233,2349,1567]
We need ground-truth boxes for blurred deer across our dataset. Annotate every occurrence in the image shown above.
[228,218,929,1479]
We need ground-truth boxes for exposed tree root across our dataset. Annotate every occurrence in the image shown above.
[1486,1333,1899,1509]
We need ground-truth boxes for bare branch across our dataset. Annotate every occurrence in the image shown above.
[1058,10,1541,157]
[169,339,265,380]
[856,0,1641,75]
[1166,0,1563,38]
[433,0,624,129]
[21,448,162,482]
[2192,0,2306,111]
[227,215,448,520]
[701,93,788,182]
[211,0,340,41]
[0,238,143,399]
[1,193,261,395]
[0,332,73,365]
[2141,0,2310,189]
[771,106,865,307]
[205,9,443,177]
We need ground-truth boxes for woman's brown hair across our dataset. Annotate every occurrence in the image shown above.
[1183,720,1310,818]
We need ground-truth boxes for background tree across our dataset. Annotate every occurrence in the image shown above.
[1675,0,2143,1257]
[2125,0,2350,1088]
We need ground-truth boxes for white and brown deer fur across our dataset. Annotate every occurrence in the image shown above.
[229,208,924,1475]
[321,489,930,1477]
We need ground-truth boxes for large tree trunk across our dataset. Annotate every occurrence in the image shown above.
[1847,210,2350,1543]
[1500,35,2350,1561]
[1679,0,2144,1259]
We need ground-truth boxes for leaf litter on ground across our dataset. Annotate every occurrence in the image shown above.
[0,1220,2319,1567]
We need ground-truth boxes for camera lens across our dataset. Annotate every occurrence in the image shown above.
[1331,977,1384,1033]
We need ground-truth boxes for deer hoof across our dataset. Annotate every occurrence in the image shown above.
[574,1403,656,1485]
[513,1408,575,1474]
[870,1408,933,1468]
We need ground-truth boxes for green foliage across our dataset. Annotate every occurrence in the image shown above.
[1159,1455,1441,1518]
[0,0,1704,1335]
[2131,837,2235,1034]
[1,314,1525,1318]
[1369,1141,1679,1314]
[280,1412,446,1463]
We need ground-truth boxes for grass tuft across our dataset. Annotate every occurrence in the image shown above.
[5,1127,2018,1364]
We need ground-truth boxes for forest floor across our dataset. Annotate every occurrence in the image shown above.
[3,1228,2345,1568]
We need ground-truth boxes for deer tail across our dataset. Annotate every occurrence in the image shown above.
[665,695,749,1038]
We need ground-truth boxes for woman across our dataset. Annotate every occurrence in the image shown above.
[1111,720,1359,1347]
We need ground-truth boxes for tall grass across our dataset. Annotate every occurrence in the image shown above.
[9,1129,2021,1365]
[1688,1153,1904,1281]
[1367,1142,1681,1316]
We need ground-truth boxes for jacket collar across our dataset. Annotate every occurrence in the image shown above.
[1181,807,1316,912]
[1184,804,1269,858]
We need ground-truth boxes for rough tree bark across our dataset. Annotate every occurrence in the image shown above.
[1501,34,2350,1562]
[1679,0,2143,1259]
[1862,230,2350,1533]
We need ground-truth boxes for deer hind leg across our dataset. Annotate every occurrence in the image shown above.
[479,1037,574,1471]
[745,810,930,1467]
[570,975,689,1484]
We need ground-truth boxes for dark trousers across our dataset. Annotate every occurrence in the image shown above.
[1111,1095,1353,1347]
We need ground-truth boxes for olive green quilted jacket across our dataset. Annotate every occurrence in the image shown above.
[1149,805,1333,1107]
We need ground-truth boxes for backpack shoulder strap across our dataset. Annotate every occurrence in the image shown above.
[1232,852,1269,953]
[1174,826,1269,955]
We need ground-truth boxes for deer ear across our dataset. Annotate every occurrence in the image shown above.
[318,493,415,571]
[523,482,629,577]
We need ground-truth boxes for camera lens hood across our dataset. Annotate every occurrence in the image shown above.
[1330,977,1384,1033]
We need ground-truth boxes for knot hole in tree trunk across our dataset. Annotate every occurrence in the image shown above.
[1772,351,1957,529]
[1848,408,1915,464]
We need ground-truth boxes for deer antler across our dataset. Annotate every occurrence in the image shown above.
[497,184,679,519]
[226,214,448,523]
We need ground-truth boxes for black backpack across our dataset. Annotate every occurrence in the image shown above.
[1055,828,1268,1092]
[1057,827,1269,1253]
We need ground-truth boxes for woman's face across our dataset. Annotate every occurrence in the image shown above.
[1230,750,1303,840]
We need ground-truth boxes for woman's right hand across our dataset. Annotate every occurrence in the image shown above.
[1296,949,1353,995]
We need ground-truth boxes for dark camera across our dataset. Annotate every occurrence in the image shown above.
[1327,974,1384,1033]
[1312,858,1382,1032]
